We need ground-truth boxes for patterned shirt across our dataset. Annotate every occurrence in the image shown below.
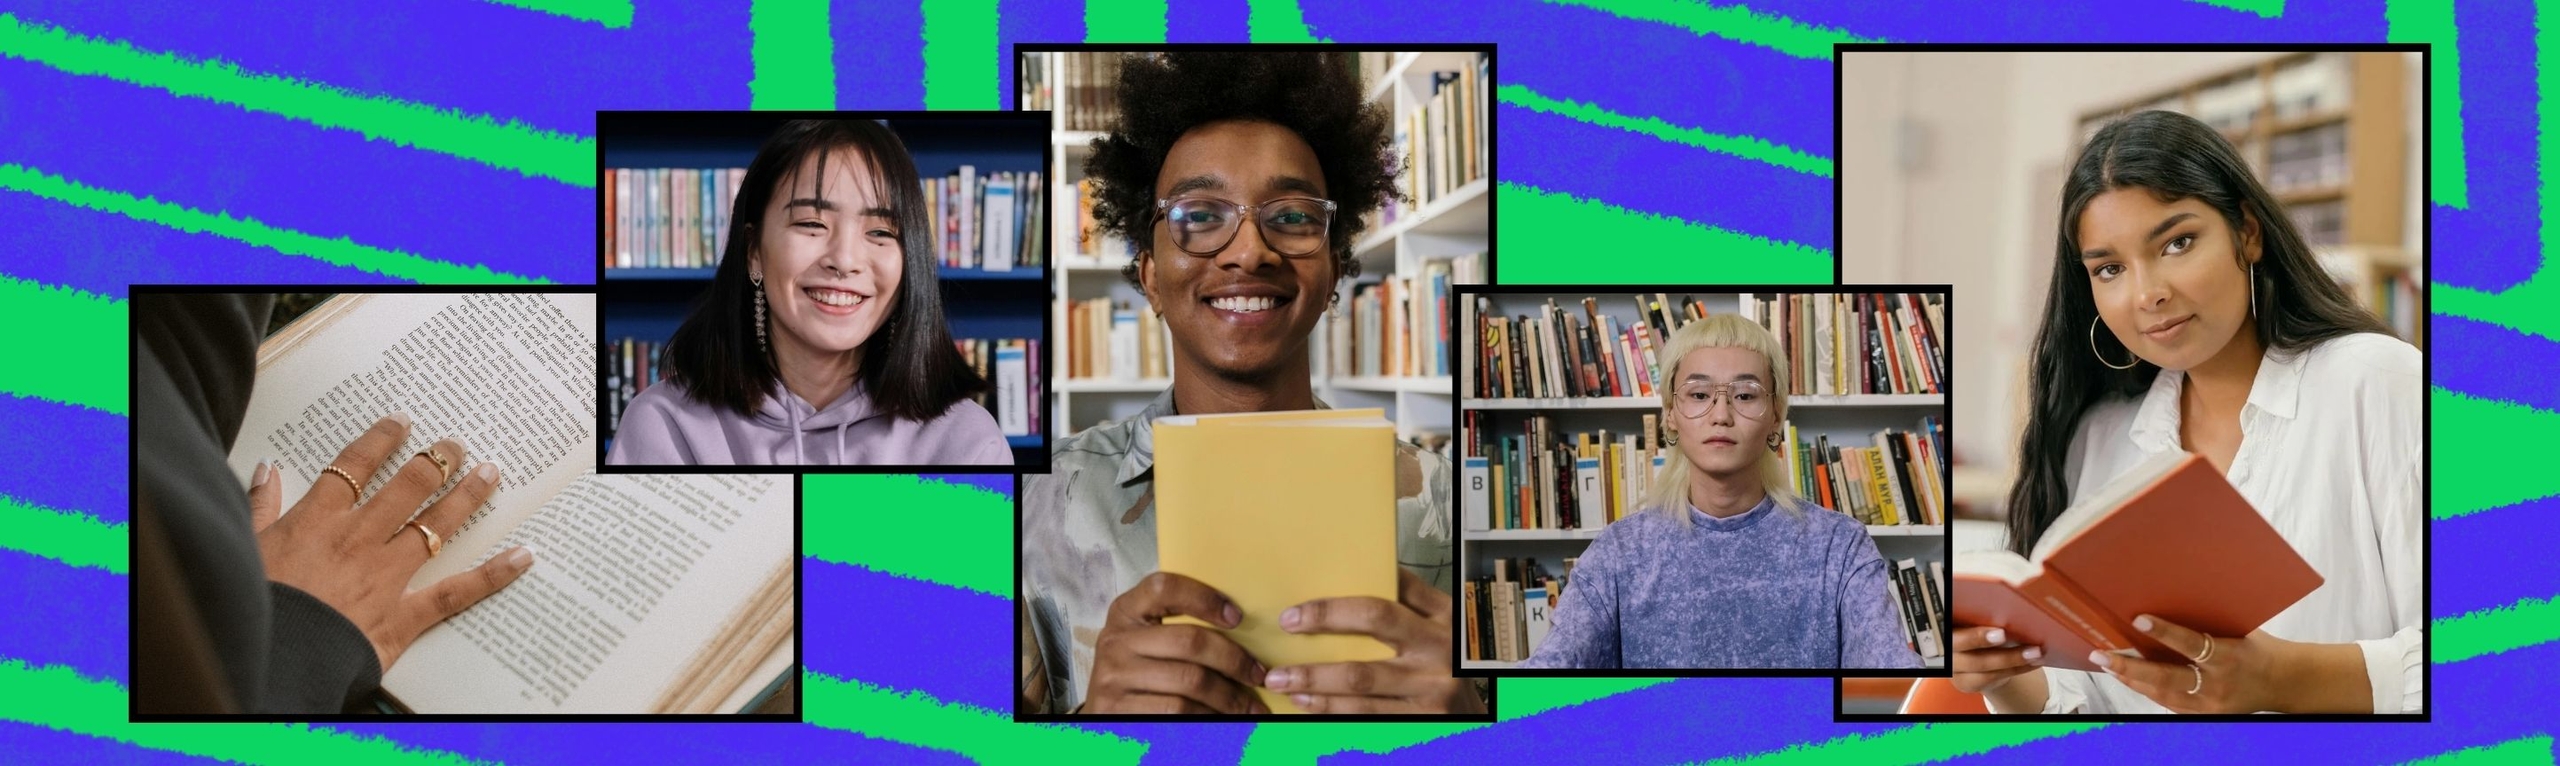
[1017,390,1454,714]
[1518,495,1922,670]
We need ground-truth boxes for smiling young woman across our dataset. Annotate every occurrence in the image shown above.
[1952,110,2423,715]
[606,119,1009,466]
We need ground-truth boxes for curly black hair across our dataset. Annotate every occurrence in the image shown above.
[1085,52,1404,289]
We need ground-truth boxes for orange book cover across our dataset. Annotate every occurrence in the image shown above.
[1951,451,2322,672]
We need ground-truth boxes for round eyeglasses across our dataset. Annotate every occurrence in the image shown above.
[1672,380,1773,420]
[1153,196,1337,257]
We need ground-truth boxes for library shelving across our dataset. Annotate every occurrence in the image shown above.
[1458,289,1952,670]
[1027,50,1490,445]
[2074,52,2420,347]
[598,113,1052,464]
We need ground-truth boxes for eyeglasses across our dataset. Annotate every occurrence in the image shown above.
[1153,196,1337,258]
[1672,380,1772,420]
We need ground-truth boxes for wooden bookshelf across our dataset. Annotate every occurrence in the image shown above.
[2074,52,2420,348]
[1458,290,1953,668]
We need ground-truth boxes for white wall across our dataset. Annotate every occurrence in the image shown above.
[1841,51,2291,501]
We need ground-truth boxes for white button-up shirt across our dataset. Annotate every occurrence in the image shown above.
[2040,332,2424,714]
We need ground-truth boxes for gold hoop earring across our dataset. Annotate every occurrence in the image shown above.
[2090,316,2138,370]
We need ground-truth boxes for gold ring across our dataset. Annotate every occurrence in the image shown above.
[2185,663,2204,695]
[404,520,444,557]
[414,447,453,483]
[2194,635,2216,664]
[321,466,363,499]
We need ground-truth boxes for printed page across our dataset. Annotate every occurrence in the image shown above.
[381,473,793,713]
[226,293,601,581]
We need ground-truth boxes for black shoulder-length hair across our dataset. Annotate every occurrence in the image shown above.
[1085,51,1404,289]
[661,119,986,422]
[2005,109,2390,557]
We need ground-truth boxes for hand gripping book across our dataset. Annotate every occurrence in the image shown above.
[1950,451,2321,673]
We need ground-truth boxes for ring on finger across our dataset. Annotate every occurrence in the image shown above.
[414,446,454,483]
[403,520,445,557]
[2185,663,2204,695]
[322,465,364,499]
[2194,635,2216,664]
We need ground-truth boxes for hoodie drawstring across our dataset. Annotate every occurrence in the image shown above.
[789,394,806,465]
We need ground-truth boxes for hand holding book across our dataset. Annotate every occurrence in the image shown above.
[1263,567,1484,715]
[1083,572,1271,715]
[248,412,534,673]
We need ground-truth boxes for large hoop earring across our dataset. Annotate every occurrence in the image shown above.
[2090,316,2138,370]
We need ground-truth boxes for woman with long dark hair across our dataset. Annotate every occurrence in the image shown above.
[607,120,1008,466]
[1951,111,2422,714]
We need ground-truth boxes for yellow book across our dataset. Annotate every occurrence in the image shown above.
[1865,447,1900,525]
[1153,408,1398,714]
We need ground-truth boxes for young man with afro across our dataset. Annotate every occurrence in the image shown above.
[1018,51,1481,716]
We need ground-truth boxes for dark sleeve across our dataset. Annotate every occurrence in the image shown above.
[133,293,385,713]
[266,582,385,711]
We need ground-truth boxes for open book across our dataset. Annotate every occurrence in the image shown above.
[1152,409,1398,714]
[1951,451,2321,673]
[225,293,795,714]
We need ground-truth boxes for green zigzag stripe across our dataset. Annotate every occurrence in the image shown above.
[1086,0,1170,42]
[0,660,494,766]
[1539,0,1880,61]
[479,0,634,28]
[801,475,1012,597]
[2433,387,2560,519]
[2400,735,2556,766]
[0,495,124,574]
[804,672,1148,764]
[1237,677,1674,764]
[749,0,837,109]
[0,275,127,416]
[923,0,999,110]
[1496,183,1834,283]
[0,14,591,187]
[1247,0,1329,42]
[0,165,549,286]
[2387,0,2470,209]
[2436,594,2560,665]
[2185,0,2286,18]
[1498,84,1833,177]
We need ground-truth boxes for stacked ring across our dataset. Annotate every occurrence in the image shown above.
[321,466,363,498]
[415,447,454,483]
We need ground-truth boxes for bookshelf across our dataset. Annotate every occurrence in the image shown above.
[2074,52,2420,347]
[1458,290,1951,670]
[597,113,1052,463]
[1026,50,1490,444]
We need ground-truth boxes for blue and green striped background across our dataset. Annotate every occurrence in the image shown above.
[1,0,2549,762]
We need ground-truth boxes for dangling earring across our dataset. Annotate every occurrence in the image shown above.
[2089,316,2138,370]
[750,272,769,358]
[2248,262,2257,319]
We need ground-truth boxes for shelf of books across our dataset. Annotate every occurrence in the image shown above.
[2075,52,2420,348]
[597,114,1052,463]
[1457,291,1952,669]
[1029,50,1490,446]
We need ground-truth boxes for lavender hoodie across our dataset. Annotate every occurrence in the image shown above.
[606,379,1012,466]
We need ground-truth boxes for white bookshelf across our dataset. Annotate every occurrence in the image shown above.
[1459,291,1951,669]
[1036,50,1488,443]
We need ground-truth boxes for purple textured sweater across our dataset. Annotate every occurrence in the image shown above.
[1518,495,1922,670]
